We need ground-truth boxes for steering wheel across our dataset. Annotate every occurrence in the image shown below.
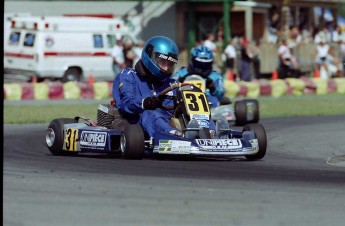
[157,82,191,110]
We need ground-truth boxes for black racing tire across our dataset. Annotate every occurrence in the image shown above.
[243,123,267,160]
[46,118,78,156]
[246,99,260,124]
[62,68,82,83]
[234,100,247,126]
[235,99,260,125]
[120,124,145,159]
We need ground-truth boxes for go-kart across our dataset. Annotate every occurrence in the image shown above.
[45,82,267,160]
[183,74,260,126]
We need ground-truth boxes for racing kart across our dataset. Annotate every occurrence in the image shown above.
[45,82,267,160]
[183,74,260,126]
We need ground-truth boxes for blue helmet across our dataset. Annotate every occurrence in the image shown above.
[141,36,179,80]
[189,45,214,76]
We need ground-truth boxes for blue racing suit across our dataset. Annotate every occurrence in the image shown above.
[173,67,225,107]
[113,67,177,137]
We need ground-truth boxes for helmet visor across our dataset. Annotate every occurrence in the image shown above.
[152,52,178,75]
[191,57,213,75]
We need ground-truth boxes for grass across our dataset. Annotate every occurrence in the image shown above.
[3,94,345,124]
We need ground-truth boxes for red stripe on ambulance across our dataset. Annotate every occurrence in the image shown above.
[4,52,34,59]
[44,52,110,57]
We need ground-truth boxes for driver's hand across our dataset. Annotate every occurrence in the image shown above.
[143,96,163,110]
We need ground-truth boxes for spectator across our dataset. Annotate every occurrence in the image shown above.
[203,33,217,52]
[277,37,300,79]
[341,35,345,77]
[111,39,125,77]
[224,38,237,80]
[331,25,342,43]
[315,37,343,79]
[133,39,145,66]
[314,26,331,44]
[122,38,136,68]
[239,38,254,81]
[251,40,261,79]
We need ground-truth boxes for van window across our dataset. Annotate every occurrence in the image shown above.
[23,33,36,47]
[93,34,103,48]
[107,34,116,48]
[9,32,21,45]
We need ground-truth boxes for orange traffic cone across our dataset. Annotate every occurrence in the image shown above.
[228,70,234,81]
[88,74,94,85]
[272,69,278,80]
[313,68,320,78]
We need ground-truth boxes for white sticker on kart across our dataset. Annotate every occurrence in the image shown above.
[249,139,259,151]
[158,140,191,154]
[80,131,107,147]
[190,114,210,120]
[196,139,242,151]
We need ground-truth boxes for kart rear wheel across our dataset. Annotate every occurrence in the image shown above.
[235,99,259,126]
[243,123,267,160]
[46,118,78,156]
[120,124,145,159]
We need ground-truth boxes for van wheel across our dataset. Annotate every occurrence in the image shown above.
[62,68,82,83]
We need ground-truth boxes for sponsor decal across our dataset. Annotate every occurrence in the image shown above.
[249,139,259,151]
[158,140,191,154]
[196,139,242,151]
[167,56,178,63]
[159,53,168,60]
[197,120,209,128]
[158,53,177,63]
[80,131,107,148]
[190,114,209,120]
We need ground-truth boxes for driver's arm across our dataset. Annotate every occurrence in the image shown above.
[117,72,146,114]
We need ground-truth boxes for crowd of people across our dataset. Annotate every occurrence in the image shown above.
[111,24,345,83]
[111,37,144,76]
[195,25,345,81]
[265,24,345,79]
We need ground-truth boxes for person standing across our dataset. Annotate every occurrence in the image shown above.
[203,33,217,53]
[239,38,253,81]
[224,38,236,80]
[111,39,125,76]
[122,38,136,68]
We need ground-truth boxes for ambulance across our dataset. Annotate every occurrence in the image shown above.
[4,16,134,82]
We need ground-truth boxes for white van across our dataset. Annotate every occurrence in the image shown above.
[4,16,134,82]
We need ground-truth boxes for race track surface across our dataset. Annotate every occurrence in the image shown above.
[4,115,345,226]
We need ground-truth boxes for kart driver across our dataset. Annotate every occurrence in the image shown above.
[112,36,183,137]
[173,45,226,107]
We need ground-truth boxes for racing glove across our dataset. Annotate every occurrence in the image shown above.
[143,96,163,110]
[206,78,215,92]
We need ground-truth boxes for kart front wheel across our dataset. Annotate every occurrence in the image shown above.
[120,124,145,159]
[46,118,78,156]
[243,123,267,160]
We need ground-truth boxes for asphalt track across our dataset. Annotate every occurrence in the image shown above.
[3,115,345,226]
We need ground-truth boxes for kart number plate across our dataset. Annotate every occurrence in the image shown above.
[182,91,210,116]
[187,80,206,92]
[65,128,78,152]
